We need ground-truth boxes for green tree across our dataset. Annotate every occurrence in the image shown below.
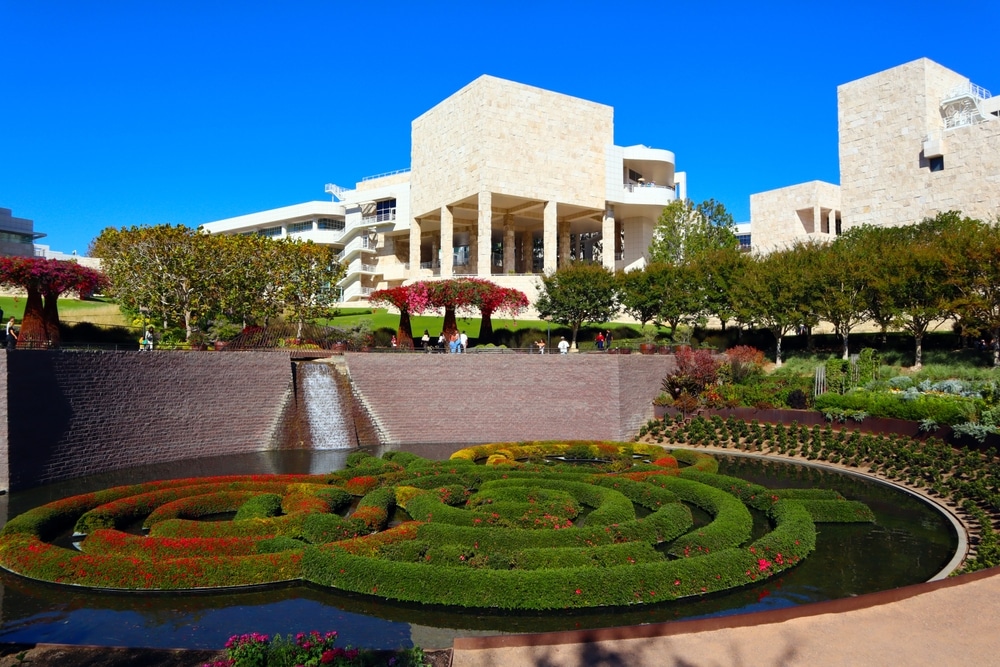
[647,198,738,265]
[275,240,344,340]
[939,213,1000,366]
[687,246,747,332]
[618,264,666,327]
[535,262,619,349]
[652,263,703,338]
[806,236,870,360]
[730,247,808,366]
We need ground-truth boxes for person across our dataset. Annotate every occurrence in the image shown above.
[438,332,446,351]
[390,334,398,348]
[459,330,468,353]
[557,336,569,355]
[605,330,613,350]
[535,339,545,354]
[449,332,462,354]
[595,332,605,351]
[143,328,154,351]
[421,330,431,351]
[6,317,17,351]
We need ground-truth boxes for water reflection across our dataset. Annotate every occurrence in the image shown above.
[0,448,959,650]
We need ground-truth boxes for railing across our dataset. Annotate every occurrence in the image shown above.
[360,263,378,273]
[945,82,992,101]
[361,168,410,182]
[623,182,675,193]
[362,208,397,225]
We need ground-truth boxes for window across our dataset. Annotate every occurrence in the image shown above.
[736,233,751,250]
[375,199,397,222]
[258,226,282,238]
[929,156,944,172]
[317,218,345,231]
[287,221,313,234]
[627,168,643,184]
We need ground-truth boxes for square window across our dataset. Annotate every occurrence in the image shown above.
[929,156,944,172]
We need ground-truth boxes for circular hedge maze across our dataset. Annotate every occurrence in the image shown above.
[0,442,874,609]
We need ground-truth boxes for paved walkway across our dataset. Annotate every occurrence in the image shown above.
[451,566,1000,666]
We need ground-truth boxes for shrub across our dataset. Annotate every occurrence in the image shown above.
[725,346,766,384]
[662,348,721,399]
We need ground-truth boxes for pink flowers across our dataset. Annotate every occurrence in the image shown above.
[758,558,772,571]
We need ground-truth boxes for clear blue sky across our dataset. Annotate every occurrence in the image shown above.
[2,1,997,255]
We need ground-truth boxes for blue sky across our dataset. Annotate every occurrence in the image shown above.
[2,1,998,255]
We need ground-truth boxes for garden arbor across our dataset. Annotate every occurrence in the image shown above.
[0,257,107,347]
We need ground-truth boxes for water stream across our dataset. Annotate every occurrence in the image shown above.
[299,362,354,450]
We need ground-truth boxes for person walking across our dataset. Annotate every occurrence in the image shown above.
[5,317,17,351]
[421,330,431,351]
[460,330,468,353]
[558,336,570,355]
[595,331,605,351]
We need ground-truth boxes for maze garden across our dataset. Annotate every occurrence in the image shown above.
[0,441,876,609]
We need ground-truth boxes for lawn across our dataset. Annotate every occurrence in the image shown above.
[0,296,129,327]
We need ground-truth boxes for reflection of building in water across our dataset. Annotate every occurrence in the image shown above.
[751,58,1000,254]
[202,75,686,304]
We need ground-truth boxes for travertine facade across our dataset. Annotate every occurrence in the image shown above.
[751,58,1000,252]
[750,181,841,253]
[202,75,682,302]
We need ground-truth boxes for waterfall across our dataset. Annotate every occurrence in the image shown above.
[299,362,355,449]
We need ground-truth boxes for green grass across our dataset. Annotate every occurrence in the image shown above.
[0,296,129,327]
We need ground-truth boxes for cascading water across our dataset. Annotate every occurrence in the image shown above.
[299,362,355,449]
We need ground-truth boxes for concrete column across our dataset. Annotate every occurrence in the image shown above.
[503,214,515,273]
[409,217,422,275]
[602,205,616,271]
[477,191,492,278]
[828,209,836,235]
[440,206,453,278]
[469,226,478,275]
[574,232,582,262]
[520,229,533,273]
[543,201,558,274]
[813,204,821,235]
[558,220,571,268]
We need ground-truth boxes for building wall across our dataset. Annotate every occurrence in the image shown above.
[0,351,294,491]
[839,58,1000,231]
[750,181,841,253]
[410,75,614,218]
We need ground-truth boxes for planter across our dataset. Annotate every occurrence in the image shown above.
[658,346,673,355]
[331,343,347,355]
[638,343,658,355]
[213,341,228,351]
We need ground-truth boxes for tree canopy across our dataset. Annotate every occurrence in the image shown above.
[535,262,618,349]
[647,198,738,265]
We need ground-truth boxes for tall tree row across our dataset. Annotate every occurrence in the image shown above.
[91,224,344,342]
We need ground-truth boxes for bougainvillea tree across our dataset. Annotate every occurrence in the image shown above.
[0,257,107,347]
[462,278,529,341]
[369,283,431,349]
[417,279,480,341]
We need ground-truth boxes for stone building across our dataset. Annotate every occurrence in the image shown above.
[751,58,1000,253]
[201,75,685,303]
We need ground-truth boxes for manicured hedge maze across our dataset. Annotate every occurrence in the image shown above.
[0,442,873,609]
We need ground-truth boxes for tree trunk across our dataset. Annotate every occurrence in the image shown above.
[841,328,850,360]
[42,291,61,346]
[442,307,458,340]
[913,332,923,370]
[478,308,494,344]
[397,309,414,349]
[993,327,1000,368]
[20,288,46,348]
[772,327,783,367]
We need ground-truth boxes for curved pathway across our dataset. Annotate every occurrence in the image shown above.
[451,566,1000,666]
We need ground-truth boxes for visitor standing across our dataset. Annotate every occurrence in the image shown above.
[143,328,154,351]
[605,330,613,351]
[460,330,468,352]
[390,335,398,348]
[595,332,605,351]
[421,330,431,351]
[535,339,545,354]
[6,317,17,351]
[449,332,461,354]
[558,336,569,355]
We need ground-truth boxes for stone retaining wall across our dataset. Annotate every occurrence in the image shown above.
[0,351,294,491]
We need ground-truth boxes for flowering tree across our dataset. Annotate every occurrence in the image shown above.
[461,278,529,341]
[0,257,108,347]
[418,279,480,341]
[370,282,431,348]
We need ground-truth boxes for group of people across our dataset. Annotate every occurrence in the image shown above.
[535,336,571,354]
[420,329,469,353]
[594,330,614,351]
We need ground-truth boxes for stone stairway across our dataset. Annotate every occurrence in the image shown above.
[342,352,676,445]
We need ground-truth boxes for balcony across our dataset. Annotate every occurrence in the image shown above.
[362,208,397,225]
[615,182,676,207]
[336,236,378,262]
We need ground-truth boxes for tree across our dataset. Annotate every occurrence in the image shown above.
[92,224,217,340]
[370,283,431,349]
[461,278,529,342]
[418,279,481,341]
[535,262,618,349]
[730,247,807,366]
[647,198,738,265]
[938,214,1000,366]
[0,257,107,347]
[651,263,703,338]
[806,236,870,360]
[687,246,747,332]
[618,265,667,327]
[275,240,344,340]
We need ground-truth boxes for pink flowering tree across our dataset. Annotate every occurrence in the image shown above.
[462,278,529,341]
[0,257,108,347]
[369,282,430,349]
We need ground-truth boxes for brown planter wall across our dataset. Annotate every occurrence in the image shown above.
[0,351,295,492]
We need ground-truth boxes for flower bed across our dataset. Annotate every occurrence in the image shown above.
[0,443,872,608]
